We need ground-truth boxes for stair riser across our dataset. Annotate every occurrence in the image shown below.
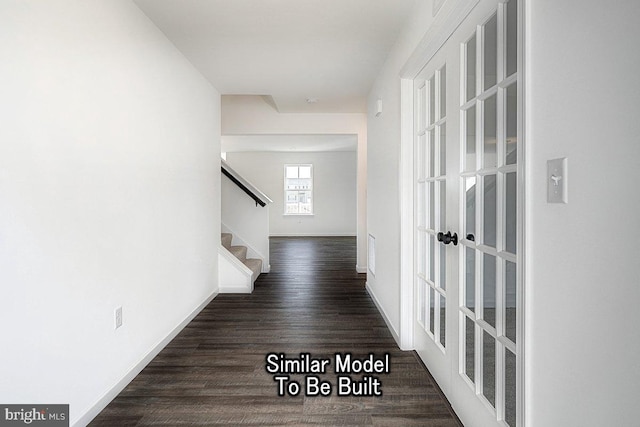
[221,233,233,249]
[230,246,248,262]
[244,259,262,283]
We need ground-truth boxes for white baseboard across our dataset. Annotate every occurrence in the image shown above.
[219,285,252,294]
[356,265,367,273]
[365,282,401,348]
[73,289,219,427]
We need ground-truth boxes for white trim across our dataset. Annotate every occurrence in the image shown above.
[401,0,481,79]
[218,284,252,294]
[73,289,219,427]
[517,0,526,425]
[366,282,400,347]
[356,265,367,274]
[399,78,415,351]
[433,0,447,16]
[218,246,254,293]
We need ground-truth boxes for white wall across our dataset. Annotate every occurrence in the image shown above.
[526,1,640,425]
[0,1,220,424]
[226,151,357,237]
[365,1,434,335]
[223,95,368,270]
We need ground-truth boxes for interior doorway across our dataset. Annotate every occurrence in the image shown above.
[402,0,524,425]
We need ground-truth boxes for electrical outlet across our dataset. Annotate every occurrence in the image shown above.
[115,306,123,329]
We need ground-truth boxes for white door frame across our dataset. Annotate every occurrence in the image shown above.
[399,0,482,352]
[399,77,415,351]
[399,0,526,425]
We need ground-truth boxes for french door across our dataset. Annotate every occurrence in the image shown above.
[413,51,451,395]
[412,1,523,426]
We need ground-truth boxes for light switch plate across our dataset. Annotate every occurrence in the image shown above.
[547,158,568,203]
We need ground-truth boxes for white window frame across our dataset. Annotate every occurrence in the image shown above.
[283,164,314,215]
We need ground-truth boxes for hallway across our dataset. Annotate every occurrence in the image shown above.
[90,237,461,426]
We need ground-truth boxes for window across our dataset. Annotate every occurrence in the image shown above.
[284,164,313,214]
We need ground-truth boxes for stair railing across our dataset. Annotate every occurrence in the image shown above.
[221,159,272,207]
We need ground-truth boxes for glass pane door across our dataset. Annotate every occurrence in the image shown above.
[459,1,520,425]
[415,65,448,350]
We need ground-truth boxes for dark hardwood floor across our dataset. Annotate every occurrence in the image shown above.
[90,237,462,426]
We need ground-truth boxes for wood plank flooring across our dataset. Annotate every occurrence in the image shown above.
[90,237,462,426]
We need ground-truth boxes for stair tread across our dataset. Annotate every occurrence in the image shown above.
[244,258,262,283]
[244,258,262,268]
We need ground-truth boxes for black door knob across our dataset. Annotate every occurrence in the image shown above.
[437,231,458,246]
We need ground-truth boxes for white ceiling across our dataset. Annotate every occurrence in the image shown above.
[222,134,357,153]
[134,0,416,113]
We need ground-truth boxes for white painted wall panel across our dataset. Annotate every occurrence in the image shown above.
[526,1,640,425]
[0,1,220,424]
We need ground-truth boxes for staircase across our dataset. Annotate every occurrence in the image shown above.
[219,160,271,294]
[221,232,262,284]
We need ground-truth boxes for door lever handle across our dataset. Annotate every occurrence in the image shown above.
[437,231,458,246]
